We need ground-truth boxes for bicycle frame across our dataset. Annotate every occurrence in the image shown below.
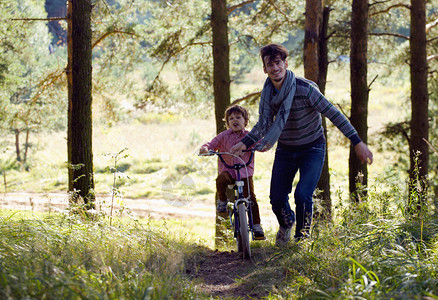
[199,149,255,258]
[218,152,255,242]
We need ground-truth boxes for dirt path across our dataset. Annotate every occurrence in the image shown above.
[0,192,215,219]
[192,249,273,299]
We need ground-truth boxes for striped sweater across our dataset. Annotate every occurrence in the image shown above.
[242,76,361,149]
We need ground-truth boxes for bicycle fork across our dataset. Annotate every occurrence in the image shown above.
[230,180,254,240]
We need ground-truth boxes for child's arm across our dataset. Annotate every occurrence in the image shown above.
[199,132,224,154]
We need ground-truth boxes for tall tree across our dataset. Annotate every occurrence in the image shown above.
[304,0,322,81]
[211,0,231,135]
[304,0,333,220]
[68,0,95,207]
[409,0,429,207]
[211,0,231,247]
[316,5,332,219]
[349,0,369,201]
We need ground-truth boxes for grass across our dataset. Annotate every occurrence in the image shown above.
[2,193,438,299]
[0,209,209,299]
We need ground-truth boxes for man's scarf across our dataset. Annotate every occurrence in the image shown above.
[245,69,296,151]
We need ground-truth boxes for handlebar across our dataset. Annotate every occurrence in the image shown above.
[199,150,254,170]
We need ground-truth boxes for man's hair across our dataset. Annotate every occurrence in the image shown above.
[260,44,288,65]
[223,104,249,127]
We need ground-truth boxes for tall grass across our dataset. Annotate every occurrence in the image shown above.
[2,174,438,299]
[0,210,208,299]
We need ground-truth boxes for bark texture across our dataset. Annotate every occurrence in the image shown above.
[349,0,369,201]
[316,5,332,219]
[68,0,95,207]
[409,0,429,207]
[211,0,231,247]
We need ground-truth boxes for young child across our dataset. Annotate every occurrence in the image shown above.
[200,105,265,239]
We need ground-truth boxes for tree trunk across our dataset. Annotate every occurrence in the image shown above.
[409,0,429,212]
[14,129,21,162]
[316,5,331,220]
[211,0,231,248]
[304,0,330,219]
[304,0,322,81]
[67,0,73,192]
[69,0,95,208]
[211,0,231,135]
[349,0,369,201]
[24,129,30,163]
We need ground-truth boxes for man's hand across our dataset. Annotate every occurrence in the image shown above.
[230,142,247,157]
[354,142,373,164]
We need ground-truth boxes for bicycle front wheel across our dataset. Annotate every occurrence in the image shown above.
[237,202,251,259]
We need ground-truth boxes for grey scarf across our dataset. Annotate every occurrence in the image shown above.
[244,70,297,150]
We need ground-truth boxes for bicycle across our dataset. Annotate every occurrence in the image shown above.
[199,149,260,259]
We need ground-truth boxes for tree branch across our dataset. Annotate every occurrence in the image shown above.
[11,17,66,22]
[92,30,140,49]
[31,69,65,104]
[150,41,212,89]
[228,0,257,15]
[369,32,409,40]
[230,91,261,105]
[369,4,410,17]
[383,121,410,144]
[369,0,392,7]
[368,74,378,90]
[426,18,438,33]
[268,0,294,25]
[423,138,438,155]
[427,54,438,62]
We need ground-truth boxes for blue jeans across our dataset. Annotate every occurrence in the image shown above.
[270,144,326,238]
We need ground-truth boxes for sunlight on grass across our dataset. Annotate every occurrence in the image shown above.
[0,209,209,299]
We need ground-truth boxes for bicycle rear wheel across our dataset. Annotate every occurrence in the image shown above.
[237,202,251,259]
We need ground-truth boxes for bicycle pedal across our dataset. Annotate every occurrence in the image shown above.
[254,236,267,240]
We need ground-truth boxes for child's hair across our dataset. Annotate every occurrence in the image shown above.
[223,104,249,128]
[260,43,288,66]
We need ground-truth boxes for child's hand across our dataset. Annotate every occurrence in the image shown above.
[199,146,209,154]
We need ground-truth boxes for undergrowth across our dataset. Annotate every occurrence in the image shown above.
[0,210,208,299]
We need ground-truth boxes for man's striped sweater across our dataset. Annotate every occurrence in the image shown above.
[242,76,362,150]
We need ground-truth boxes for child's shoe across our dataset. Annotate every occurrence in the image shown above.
[217,200,228,213]
[253,224,266,240]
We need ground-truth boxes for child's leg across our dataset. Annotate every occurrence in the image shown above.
[243,176,261,225]
[216,171,234,202]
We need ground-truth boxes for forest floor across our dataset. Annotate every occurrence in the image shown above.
[0,192,275,299]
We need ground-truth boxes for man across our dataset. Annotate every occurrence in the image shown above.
[230,43,373,246]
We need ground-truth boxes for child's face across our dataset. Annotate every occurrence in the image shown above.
[227,112,246,132]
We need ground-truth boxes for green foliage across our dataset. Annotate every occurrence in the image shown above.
[0,0,67,165]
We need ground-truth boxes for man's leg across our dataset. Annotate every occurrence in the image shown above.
[294,144,326,239]
[270,148,298,229]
